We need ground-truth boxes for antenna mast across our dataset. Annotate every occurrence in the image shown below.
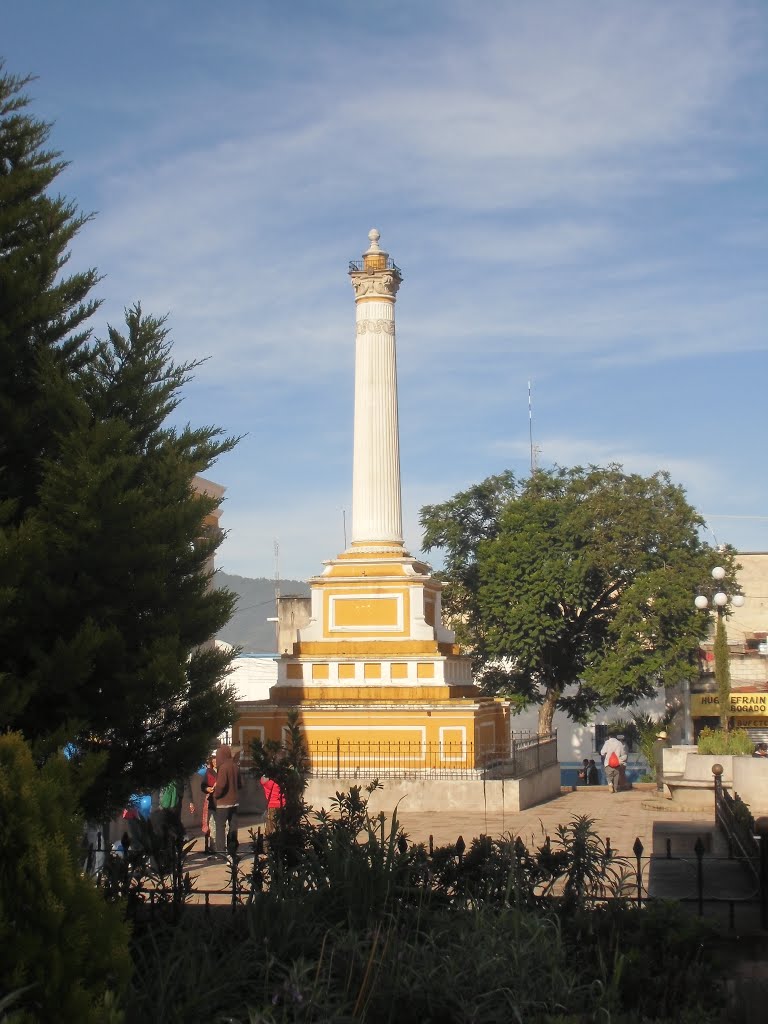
[528,380,537,474]
[271,538,280,653]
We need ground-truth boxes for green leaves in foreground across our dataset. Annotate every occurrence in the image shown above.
[124,789,724,1024]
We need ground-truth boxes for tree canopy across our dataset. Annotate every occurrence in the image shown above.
[420,465,736,734]
[0,64,238,820]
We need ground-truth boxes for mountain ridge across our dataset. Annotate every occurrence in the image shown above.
[214,571,310,654]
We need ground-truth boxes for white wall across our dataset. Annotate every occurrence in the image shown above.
[509,689,670,770]
[219,643,278,701]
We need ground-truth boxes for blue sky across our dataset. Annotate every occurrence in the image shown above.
[6,1,768,581]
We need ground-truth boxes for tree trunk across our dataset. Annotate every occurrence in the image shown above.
[538,687,558,736]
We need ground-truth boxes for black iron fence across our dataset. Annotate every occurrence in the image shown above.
[179,826,768,932]
[99,788,767,932]
[305,731,557,780]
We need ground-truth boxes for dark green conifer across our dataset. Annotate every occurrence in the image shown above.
[0,64,238,820]
[0,62,100,514]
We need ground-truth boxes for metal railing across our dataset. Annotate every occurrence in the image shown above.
[185,827,768,931]
[348,257,401,274]
[713,767,763,878]
[713,764,768,928]
[304,731,557,781]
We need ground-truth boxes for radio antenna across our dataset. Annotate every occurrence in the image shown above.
[528,380,536,473]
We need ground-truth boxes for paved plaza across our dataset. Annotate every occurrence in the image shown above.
[182,784,762,923]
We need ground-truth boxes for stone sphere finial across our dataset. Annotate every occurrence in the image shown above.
[361,228,389,269]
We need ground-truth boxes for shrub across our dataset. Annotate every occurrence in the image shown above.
[0,732,131,1022]
[696,727,754,755]
[124,786,725,1022]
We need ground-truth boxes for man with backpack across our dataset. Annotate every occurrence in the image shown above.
[600,733,627,793]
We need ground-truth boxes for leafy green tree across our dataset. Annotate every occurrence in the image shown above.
[421,465,733,734]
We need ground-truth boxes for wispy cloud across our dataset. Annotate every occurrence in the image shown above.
[5,0,766,580]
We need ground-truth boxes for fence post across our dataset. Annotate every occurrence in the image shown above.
[230,852,239,913]
[756,816,768,932]
[694,836,705,916]
[712,763,723,829]
[336,737,340,779]
[633,837,644,908]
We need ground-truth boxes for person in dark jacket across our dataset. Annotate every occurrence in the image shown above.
[212,744,241,856]
[653,730,669,792]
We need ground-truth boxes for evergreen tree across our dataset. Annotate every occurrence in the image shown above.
[713,611,732,732]
[0,64,239,820]
[5,307,239,819]
[0,61,100,728]
[421,465,734,735]
[0,62,100,514]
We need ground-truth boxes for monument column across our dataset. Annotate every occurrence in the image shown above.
[348,229,404,552]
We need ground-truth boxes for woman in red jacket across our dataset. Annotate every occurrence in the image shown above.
[261,776,285,836]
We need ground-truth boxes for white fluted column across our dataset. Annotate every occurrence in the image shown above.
[349,230,403,549]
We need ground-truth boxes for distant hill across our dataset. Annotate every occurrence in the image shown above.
[214,572,310,654]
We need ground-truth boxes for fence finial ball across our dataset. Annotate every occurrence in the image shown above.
[711,763,724,777]
[755,817,768,837]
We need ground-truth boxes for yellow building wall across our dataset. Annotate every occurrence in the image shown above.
[233,700,508,771]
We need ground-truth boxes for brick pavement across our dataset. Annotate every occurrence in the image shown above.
[393,785,715,856]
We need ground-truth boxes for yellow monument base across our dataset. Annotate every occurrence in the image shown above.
[234,691,510,774]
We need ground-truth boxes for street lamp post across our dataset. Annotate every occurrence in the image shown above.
[694,566,745,732]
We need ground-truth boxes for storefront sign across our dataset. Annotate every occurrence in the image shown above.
[691,693,768,717]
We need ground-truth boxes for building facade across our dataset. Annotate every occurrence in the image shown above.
[689,551,768,742]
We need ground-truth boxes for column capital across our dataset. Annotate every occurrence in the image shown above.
[349,228,402,300]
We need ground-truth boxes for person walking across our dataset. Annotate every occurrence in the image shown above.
[212,744,241,857]
[600,733,627,793]
[586,759,599,785]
